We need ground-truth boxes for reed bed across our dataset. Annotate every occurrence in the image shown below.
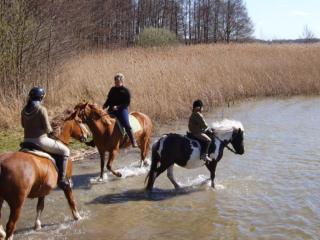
[1,43,320,129]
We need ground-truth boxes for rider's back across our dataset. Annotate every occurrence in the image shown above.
[21,104,52,139]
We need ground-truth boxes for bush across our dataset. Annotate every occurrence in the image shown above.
[136,27,179,47]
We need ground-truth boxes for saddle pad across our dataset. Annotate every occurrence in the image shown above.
[116,115,142,136]
[20,149,56,165]
[130,115,142,133]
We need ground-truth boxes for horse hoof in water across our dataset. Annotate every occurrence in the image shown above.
[115,172,122,177]
[34,220,42,231]
[73,211,82,221]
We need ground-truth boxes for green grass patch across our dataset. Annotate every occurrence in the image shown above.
[0,129,23,153]
[0,129,91,153]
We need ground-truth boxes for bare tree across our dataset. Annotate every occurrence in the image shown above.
[300,25,316,43]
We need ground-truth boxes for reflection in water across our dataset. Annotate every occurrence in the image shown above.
[2,97,320,239]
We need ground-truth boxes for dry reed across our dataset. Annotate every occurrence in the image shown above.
[1,43,320,129]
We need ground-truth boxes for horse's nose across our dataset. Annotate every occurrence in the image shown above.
[80,136,87,143]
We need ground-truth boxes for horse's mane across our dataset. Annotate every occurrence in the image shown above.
[211,119,244,133]
[89,104,113,125]
[51,109,73,137]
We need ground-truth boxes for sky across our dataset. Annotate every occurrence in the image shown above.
[244,0,320,40]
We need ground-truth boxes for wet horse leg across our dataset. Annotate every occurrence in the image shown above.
[34,197,44,230]
[63,186,81,220]
[5,197,25,240]
[139,135,150,167]
[98,151,106,179]
[148,162,172,190]
[205,161,218,188]
[167,165,180,189]
[0,198,5,240]
[106,151,122,177]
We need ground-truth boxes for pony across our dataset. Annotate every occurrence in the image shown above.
[145,119,245,191]
[0,110,89,240]
[74,102,153,179]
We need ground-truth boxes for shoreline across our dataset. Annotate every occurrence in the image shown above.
[1,95,319,154]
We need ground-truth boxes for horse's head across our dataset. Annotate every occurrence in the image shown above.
[74,101,114,136]
[65,110,91,143]
[51,108,90,144]
[230,127,245,155]
[212,119,245,155]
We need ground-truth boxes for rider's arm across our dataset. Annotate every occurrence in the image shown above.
[103,87,114,110]
[40,106,53,134]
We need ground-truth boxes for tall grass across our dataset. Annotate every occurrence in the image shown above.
[1,43,320,129]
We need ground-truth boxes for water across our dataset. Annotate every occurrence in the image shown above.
[1,97,320,239]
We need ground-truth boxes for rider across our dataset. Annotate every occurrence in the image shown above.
[103,73,138,147]
[21,87,70,189]
[188,99,212,162]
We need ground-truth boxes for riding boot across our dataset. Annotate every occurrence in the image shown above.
[200,142,211,162]
[58,156,70,190]
[127,129,138,148]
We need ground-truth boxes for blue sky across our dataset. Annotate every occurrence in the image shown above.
[245,0,320,40]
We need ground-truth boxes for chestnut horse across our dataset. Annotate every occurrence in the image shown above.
[74,102,153,179]
[0,111,89,240]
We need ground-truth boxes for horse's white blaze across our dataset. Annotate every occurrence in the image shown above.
[184,143,205,169]
[80,123,91,138]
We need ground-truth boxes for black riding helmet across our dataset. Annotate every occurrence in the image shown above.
[193,99,203,109]
[29,87,45,101]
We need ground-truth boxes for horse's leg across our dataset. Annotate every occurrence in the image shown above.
[106,151,122,177]
[0,198,5,240]
[147,162,172,191]
[63,186,81,220]
[5,197,25,240]
[99,151,106,179]
[167,165,180,189]
[205,161,218,188]
[139,135,150,167]
[34,197,44,230]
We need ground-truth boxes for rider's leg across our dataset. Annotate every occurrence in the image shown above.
[115,108,138,147]
[36,137,71,189]
[194,133,211,162]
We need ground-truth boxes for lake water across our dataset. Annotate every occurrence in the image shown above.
[2,97,320,240]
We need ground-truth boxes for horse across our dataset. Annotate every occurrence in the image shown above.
[145,119,245,191]
[73,102,153,179]
[0,110,89,240]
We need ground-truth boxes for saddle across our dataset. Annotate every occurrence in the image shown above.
[186,132,208,154]
[19,142,61,172]
[111,114,142,136]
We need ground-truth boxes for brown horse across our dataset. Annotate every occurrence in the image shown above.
[0,111,89,240]
[74,102,153,179]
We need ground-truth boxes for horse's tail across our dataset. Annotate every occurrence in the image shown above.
[145,139,161,191]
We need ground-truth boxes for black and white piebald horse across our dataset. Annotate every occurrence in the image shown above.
[145,119,245,191]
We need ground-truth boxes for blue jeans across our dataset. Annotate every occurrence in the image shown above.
[109,107,135,144]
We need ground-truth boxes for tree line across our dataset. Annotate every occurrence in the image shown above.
[0,0,253,96]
